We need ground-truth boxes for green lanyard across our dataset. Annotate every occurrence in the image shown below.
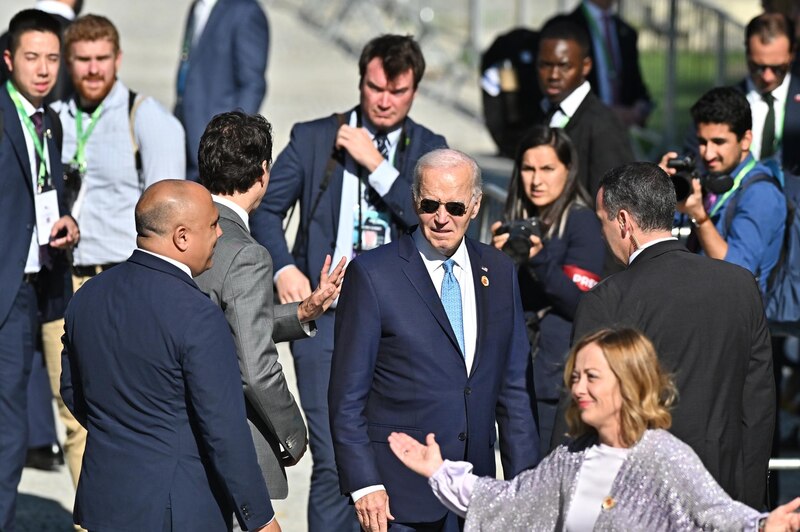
[6,80,49,190]
[71,103,104,172]
[581,3,617,81]
[709,158,757,218]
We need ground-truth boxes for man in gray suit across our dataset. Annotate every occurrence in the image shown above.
[194,112,345,505]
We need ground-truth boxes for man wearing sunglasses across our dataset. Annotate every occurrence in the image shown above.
[740,12,800,173]
[329,149,539,532]
[249,34,447,532]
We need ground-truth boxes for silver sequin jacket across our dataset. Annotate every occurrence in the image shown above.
[465,429,764,531]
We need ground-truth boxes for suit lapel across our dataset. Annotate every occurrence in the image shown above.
[214,201,249,234]
[399,233,463,359]
[1,88,34,193]
[466,239,488,374]
[192,0,227,55]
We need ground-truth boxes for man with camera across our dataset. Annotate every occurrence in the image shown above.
[46,14,185,489]
[248,34,447,532]
[660,86,785,295]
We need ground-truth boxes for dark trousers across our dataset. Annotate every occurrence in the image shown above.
[0,282,37,531]
[291,310,360,532]
[536,399,559,455]
[26,348,58,447]
[389,512,461,531]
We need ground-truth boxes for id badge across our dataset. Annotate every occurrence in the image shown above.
[35,189,60,245]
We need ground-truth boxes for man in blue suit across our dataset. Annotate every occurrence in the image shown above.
[174,0,269,181]
[61,180,280,531]
[0,10,79,530]
[329,149,539,532]
[250,34,447,531]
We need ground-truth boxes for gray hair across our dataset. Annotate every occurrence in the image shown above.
[412,148,483,201]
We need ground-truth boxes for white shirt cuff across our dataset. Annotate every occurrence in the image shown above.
[351,484,386,503]
[367,160,399,196]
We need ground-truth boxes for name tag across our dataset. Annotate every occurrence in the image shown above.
[35,189,60,245]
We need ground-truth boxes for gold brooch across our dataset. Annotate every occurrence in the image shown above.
[481,275,489,287]
[601,496,616,510]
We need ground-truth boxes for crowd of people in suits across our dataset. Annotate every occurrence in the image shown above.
[1,0,800,530]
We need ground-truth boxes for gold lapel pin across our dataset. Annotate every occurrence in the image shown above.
[601,496,616,510]
[481,275,489,287]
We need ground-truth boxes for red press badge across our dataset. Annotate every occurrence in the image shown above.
[562,265,600,292]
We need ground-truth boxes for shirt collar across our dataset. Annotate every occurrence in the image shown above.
[8,83,41,116]
[413,227,469,273]
[212,194,250,232]
[34,0,76,20]
[746,71,792,104]
[629,237,677,264]
[543,80,592,117]
[136,248,194,278]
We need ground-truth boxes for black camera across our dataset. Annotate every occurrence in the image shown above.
[62,164,83,211]
[666,155,734,201]
[496,217,542,266]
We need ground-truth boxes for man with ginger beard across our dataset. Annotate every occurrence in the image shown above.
[43,14,185,490]
[249,34,447,532]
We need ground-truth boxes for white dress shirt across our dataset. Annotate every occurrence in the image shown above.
[137,249,193,278]
[545,81,592,128]
[564,443,630,532]
[746,73,791,161]
[14,91,52,274]
[628,237,677,264]
[212,194,250,231]
[34,0,76,20]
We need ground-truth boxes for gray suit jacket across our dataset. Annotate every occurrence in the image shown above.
[195,201,308,499]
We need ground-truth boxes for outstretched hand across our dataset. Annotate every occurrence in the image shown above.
[297,255,346,323]
[765,496,800,531]
[388,432,444,479]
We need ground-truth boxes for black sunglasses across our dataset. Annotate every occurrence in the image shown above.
[419,198,468,217]
[748,60,790,78]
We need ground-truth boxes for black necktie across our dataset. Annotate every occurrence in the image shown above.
[761,92,776,159]
[374,133,389,160]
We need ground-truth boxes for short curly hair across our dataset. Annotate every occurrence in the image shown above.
[690,86,752,140]
[564,328,677,447]
[64,14,120,57]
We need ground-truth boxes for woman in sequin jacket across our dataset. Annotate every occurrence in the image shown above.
[388,328,800,531]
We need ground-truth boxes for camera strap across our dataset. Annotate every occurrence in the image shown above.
[709,158,756,218]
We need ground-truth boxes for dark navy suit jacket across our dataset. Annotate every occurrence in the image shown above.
[0,84,70,325]
[174,0,269,181]
[61,251,273,531]
[328,232,539,523]
[250,109,447,288]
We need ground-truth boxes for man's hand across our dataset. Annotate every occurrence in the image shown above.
[354,490,394,532]
[255,518,282,532]
[658,151,679,175]
[676,178,705,220]
[297,255,347,323]
[336,125,384,173]
[275,265,312,304]
[49,215,80,249]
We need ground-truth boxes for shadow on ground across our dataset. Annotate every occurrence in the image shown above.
[16,493,73,531]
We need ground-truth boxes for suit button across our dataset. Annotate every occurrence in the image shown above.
[464,387,472,396]
[458,432,466,441]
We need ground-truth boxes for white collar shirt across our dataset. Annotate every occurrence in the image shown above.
[34,0,76,20]
[192,0,220,45]
[212,195,250,232]
[137,248,193,278]
[545,81,592,128]
[746,72,791,160]
[628,236,677,264]
[413,229,477,375]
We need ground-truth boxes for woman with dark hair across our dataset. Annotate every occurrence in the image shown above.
[491,125,605,447]
[388,328,800,531]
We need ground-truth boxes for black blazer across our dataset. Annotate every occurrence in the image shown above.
[563,91,634,199]
[553,240,774,509]
[567,6,652,107]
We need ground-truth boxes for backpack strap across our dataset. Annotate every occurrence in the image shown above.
[722,172,781,235]
[127,89,144,174]
[291,112,348,251]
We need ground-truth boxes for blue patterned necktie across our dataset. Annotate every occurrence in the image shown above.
[441,259,465,356]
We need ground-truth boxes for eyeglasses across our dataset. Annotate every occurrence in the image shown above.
[748,60,790,78]
[419,198,468,217]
